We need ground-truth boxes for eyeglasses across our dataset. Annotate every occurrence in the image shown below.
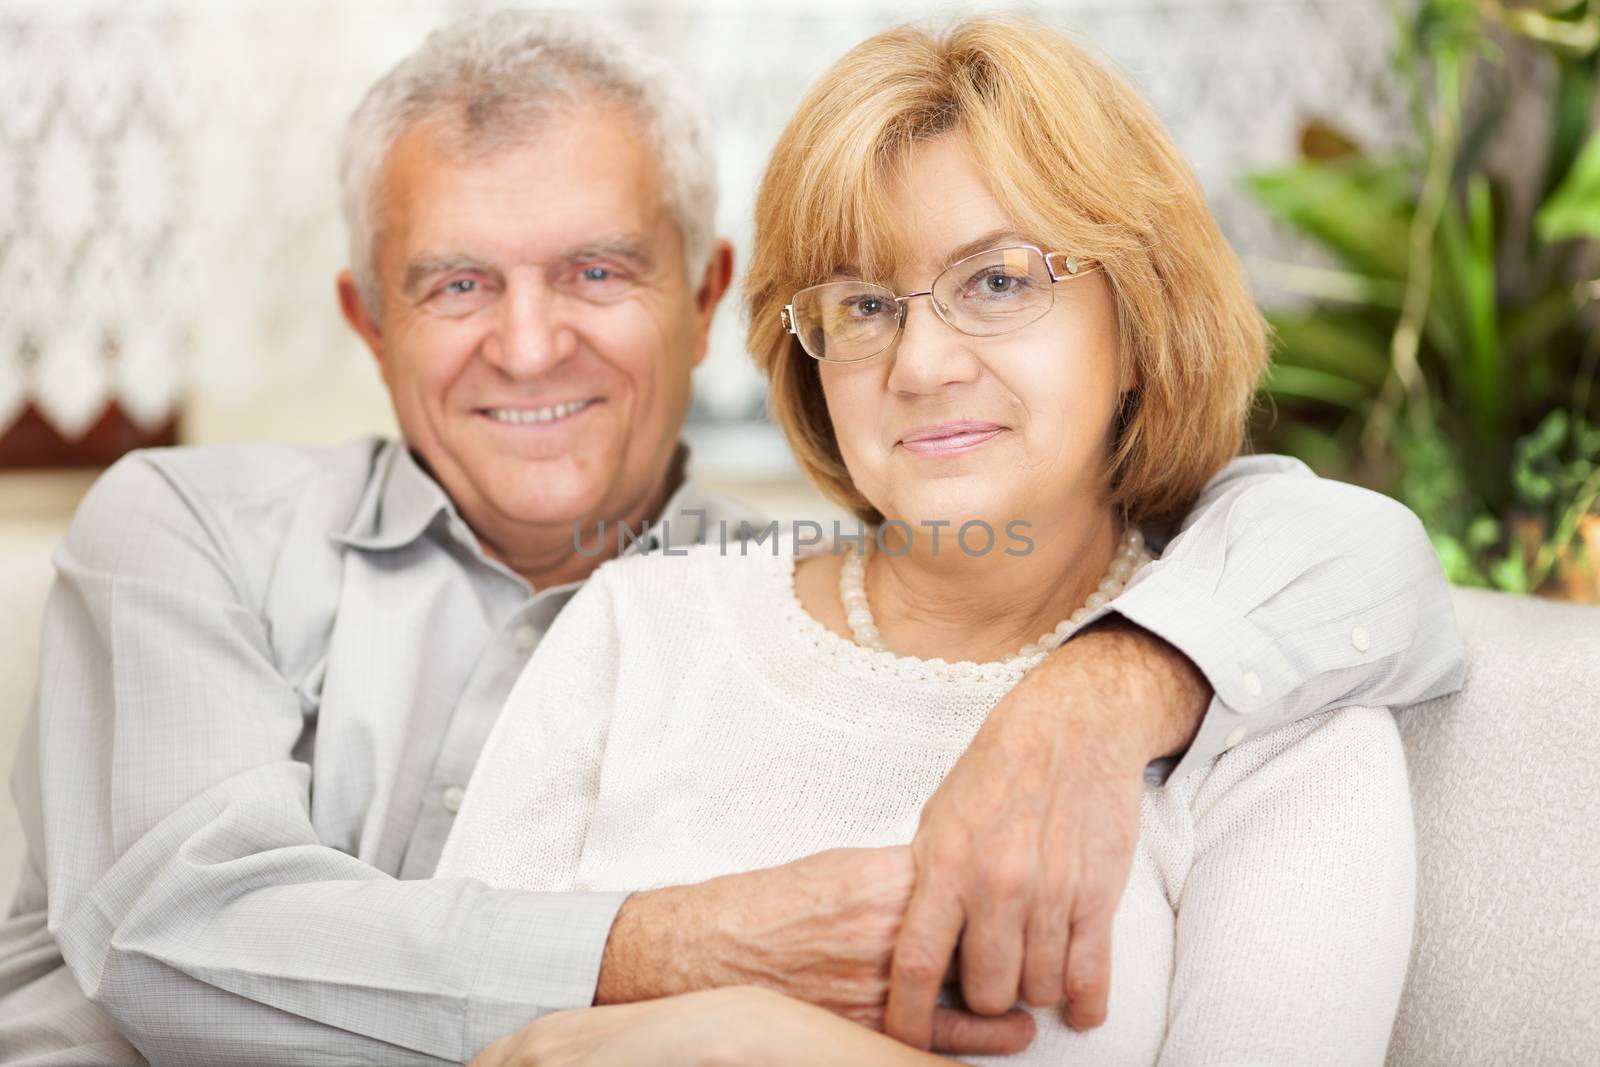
[780,244,1100,364]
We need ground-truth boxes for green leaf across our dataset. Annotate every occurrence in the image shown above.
[1465,515,1501,551]
[1581,422,1600,459]
[1396,426,1476,534]
[1537,130,1600,242]
[1537,53,1596,207]
[1511,411,1572,506]
[1516,469,1559,504]
[1265,311,1393,389]
[1523,409,1572,458]
[1246,161,1415,280]
[1261,365,1374,408]
[1488,551,1531,593]
[1431,533,1489,586]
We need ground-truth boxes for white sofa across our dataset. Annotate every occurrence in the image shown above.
[2,546,1597,1064]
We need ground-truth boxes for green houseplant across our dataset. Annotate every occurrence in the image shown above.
[1246,0,1600,599]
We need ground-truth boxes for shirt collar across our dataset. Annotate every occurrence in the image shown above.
[331,439,763,558]
[331,441,455,551]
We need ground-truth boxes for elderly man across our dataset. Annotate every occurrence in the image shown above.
[0,11,1462,1066]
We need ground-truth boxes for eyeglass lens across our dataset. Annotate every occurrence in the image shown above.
[789,246,1057,363]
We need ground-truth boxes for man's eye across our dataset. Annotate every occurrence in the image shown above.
[443,279,478,295]
[581,266,613,282]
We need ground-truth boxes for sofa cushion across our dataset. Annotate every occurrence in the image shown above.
[1388,587,1600,1065]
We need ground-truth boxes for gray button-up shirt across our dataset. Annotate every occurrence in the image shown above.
[0,437,1464,1065]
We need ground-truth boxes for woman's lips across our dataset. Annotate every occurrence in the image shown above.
[896,421,1008,455]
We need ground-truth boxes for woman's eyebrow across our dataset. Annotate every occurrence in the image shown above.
[826,228,1029,284]
[942,228,1027,267]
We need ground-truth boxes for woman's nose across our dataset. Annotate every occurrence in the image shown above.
[884,296,981,395]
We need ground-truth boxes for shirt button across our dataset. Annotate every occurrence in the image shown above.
[442,786,465,814]
[1225,726,1248,749]
[1242,671,1263,698]
[513,625,538,654]
[1351,626,1371,652]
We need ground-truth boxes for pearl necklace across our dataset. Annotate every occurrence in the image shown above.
[838,529,1155,664]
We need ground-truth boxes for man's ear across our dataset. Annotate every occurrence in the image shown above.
[689,239,736,368]
[338,270,385,366]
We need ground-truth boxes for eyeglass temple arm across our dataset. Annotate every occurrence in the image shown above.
[1044,252,1096,282]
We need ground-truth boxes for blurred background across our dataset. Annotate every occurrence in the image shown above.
[1,0,1596,597]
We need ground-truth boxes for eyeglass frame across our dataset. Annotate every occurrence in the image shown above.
[779,244,1101,364]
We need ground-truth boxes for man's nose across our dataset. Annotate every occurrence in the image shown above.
[482,272,578,377]
[885,296,981,395]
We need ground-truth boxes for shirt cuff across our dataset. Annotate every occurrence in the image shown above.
[1088,559,1302,786]
[463,889,631,1057]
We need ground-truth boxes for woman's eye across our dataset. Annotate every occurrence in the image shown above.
[967,270,1026,298]
[843,293,894,319]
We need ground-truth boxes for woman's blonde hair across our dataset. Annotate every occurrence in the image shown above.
[745,15,1269,525]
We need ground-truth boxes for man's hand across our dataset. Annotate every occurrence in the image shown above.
[886,619,1210,1047]
[595,846,1034,1056]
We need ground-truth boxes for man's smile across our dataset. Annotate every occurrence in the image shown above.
[475,397,603,425]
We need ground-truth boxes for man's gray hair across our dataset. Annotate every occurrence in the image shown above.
[338,10,717,319]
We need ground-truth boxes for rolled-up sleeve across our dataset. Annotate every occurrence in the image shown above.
[36,455,626,1065]
[1102,455,1466,786]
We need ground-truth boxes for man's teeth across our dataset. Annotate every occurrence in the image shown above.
[484,400,595,424]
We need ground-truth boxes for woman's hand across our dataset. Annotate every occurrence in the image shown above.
[470,987,756,1067]
[470,985,1007,1067]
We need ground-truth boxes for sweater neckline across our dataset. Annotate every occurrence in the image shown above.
[758,550,1046,686]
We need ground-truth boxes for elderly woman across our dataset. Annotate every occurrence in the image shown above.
[437,15,1415,1066]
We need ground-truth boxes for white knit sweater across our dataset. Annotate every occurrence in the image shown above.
[436,546,1416,1065]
